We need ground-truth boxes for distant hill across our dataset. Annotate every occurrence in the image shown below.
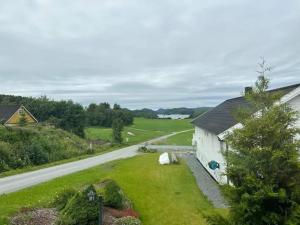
[131,108,158,119]
[132,107,212,119]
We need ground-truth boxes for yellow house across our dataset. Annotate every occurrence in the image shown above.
[0,105,38,126]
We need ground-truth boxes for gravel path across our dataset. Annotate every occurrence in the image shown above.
[183,154,228,208]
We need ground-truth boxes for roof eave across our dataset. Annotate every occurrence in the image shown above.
[217,86,300,140]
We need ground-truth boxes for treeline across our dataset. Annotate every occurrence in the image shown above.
[0,95,133,137]
[86,103,133,127]
[132,107,211,119]
[131,108,158,119]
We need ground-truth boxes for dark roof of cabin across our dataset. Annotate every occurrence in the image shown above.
[192,83,300,135]
[0,105,21,122]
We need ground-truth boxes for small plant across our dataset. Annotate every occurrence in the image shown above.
[52,189,77,210]
[113,216,142,225]
[103,180,124,209]
[57,185,100,225]
[138,146,157,153]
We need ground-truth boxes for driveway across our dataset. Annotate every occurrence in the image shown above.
[0,130,192,195]
[183,154,228,208]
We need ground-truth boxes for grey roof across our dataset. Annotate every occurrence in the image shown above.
[192,83,300,135]
[0,105,20,122]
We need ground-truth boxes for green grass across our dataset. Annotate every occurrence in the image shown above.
[85,118,193,145]
[0,146,118,178]
[0,118,192,178]
[155,130,194,146]
[0,154,226,225]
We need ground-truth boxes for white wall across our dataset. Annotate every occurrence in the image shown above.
[193,93,300,184]
[194,126,227,184]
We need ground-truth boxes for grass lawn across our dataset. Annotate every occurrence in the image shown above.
[0,154,226,225]
[154,130,194,146]
[85,118,193,145]
[0,118,192,178]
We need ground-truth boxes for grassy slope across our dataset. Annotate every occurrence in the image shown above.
[0,118,193,178]
[85,118,193,145]
[155,130,194,146]
[0,154,225,225]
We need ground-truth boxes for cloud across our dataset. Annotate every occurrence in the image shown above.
[0,0,299,109]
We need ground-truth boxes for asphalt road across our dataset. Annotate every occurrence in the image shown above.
[0,129,193,195]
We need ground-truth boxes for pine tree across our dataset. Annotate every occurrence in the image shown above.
[206,61,300,225]
[112,118,124,144]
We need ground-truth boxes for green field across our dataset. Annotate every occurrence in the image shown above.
[0,154,225,225]
[85,118,193,145]
[0,118,193,178]
[154,129,194,146]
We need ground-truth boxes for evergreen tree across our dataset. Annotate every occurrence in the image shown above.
[112,118,124,144]
[207,61,300,225]
[227,65,300,224]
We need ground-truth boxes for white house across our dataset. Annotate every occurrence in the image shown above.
[192,83,300,184]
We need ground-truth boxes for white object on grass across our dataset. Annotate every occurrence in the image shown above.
[159,152,170,165]
[127,132,135,136]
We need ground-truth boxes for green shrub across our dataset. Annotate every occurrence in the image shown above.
[138,146,157,153]
[0,126,88,173]
[204,213,231,225]
[26,138,49,165]
[103,180,124,209]
[0,141,13,172]
[113,216,142,225]
[53,189,77,210]
[58,185,100,225]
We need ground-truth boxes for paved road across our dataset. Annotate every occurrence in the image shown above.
[141,144,194,152]
[0,129,192,195]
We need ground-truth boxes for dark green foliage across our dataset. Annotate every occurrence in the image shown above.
[0,126,88,171]
[204,213,231,225]
[57,185,100,225]
[86,102,133,128]
[220,64,300,225]
[112,118,124,144]
[138,146,157,153]
[53,189,77,210]
[0,141,13,172]
[0,94,132,138]
[103,180,124,209]
[0,95,86,137]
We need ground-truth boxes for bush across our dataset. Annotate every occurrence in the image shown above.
[0,141,13,172]
[57,185,100,225]
[138,146,157,153]
[113,216,142,225]
[0,126,88,173]
[204,213,231,225]
[26,139,49,165]
[53,189,77,211]
[103,180,124,209]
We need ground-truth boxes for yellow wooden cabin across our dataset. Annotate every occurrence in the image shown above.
[0,105,38,126]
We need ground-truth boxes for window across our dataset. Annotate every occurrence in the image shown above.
[18,108,24,115]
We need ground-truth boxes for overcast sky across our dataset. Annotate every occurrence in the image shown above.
[0,0,299,109]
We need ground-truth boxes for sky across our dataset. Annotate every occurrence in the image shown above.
[0,0,299,109]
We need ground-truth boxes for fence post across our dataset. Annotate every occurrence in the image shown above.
[99,196,103,225]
